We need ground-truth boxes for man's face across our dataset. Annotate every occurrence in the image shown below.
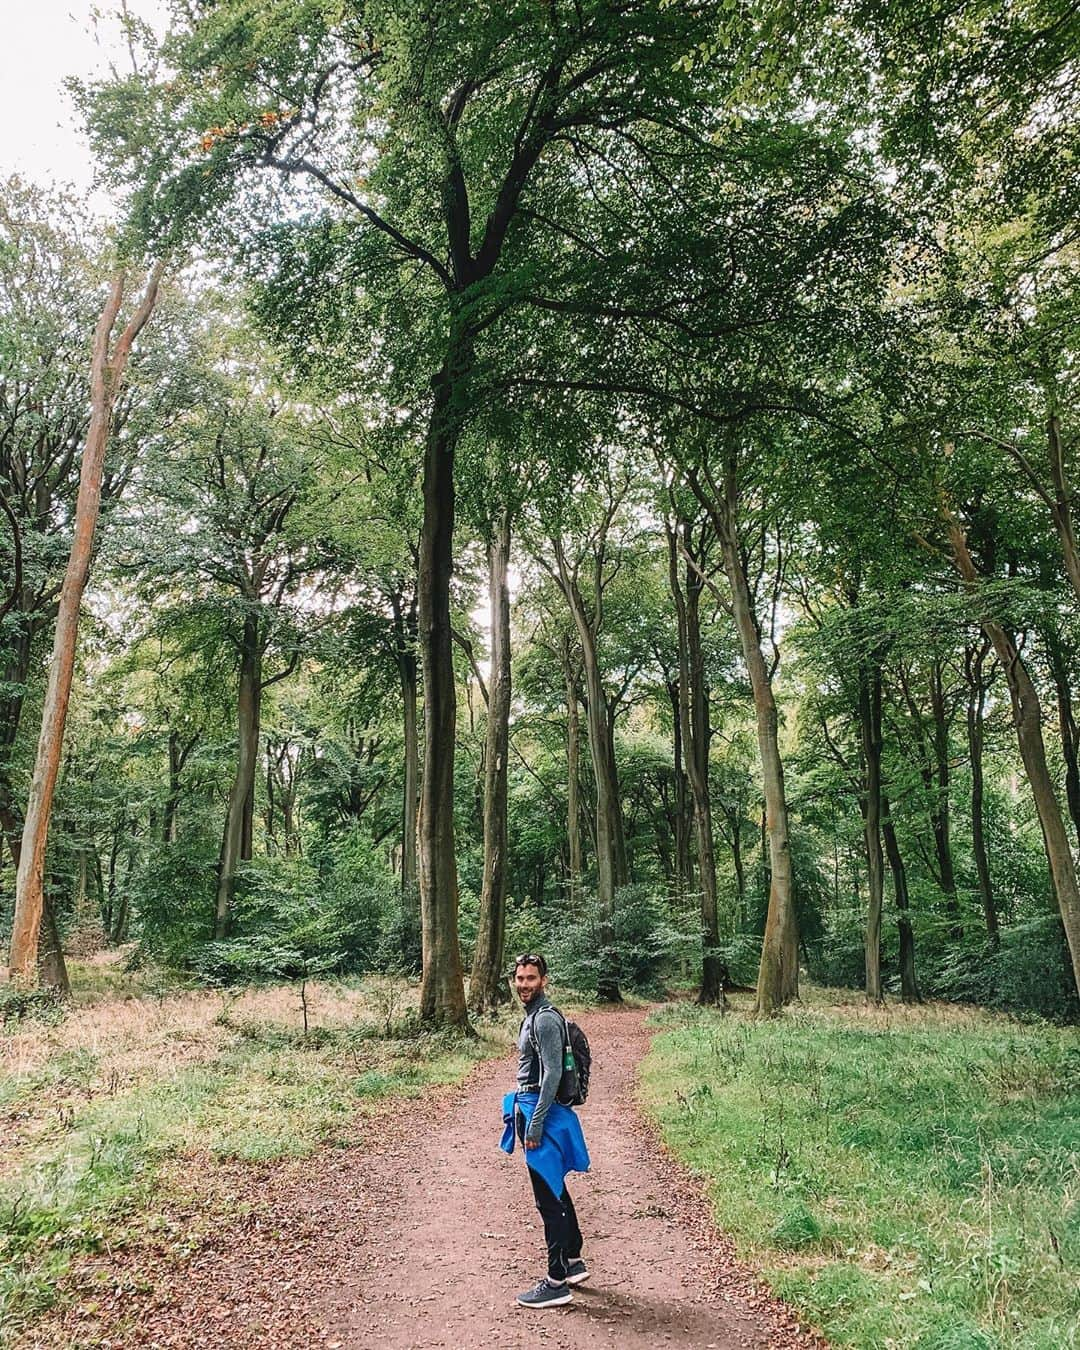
[514,962,546,1005]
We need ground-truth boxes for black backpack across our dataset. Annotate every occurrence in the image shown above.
[527,1005,591,1106]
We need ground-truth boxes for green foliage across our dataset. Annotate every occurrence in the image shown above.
[0,984,67,1029]
[546,885,698,998]
[929,918,1080,1022]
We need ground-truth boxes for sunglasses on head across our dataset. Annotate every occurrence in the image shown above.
[513,953,547,975]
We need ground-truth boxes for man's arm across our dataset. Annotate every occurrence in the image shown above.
[526,1010,564,1145]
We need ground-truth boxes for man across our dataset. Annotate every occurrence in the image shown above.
[509,952,590,1309]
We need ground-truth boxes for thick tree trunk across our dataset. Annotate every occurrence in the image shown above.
[9,265,161,982]
[858,664,885,1004]
[215,611,262,938]
[561,637,583,909]
[694,461,797,1014]
[947,515,1080,997]
[965,641,999,943]
[881,792,921,1002]
[417,346,469,1028]
[666,520,722,1005]
[39,893,70,995]
[469,510,512,1014]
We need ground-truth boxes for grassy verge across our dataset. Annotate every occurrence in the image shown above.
[0,961,508,1344]
[639,991,1079,1350]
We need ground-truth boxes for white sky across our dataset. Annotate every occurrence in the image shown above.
[0,1,168,206]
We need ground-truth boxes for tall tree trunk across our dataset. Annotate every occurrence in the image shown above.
[1045,627,1080,848]
[553,540,626,1001]
[858,663,885,1004]
[692,459,797,1014]
[1046,411,1080,602]
[664,678,693,907]
[965,640,999,943]
[929,658,960,935]
[417,344,469,1027]
[666,519,722,1004]
[396,600,420,906]
[9,264,162,983]
[561,636,583,909]
[881,792,921,1002]
[469,510,512,1014]
[215,610,262,938]
[946,512,1080,997]
[164,730,182,844]
[728,805,746,930]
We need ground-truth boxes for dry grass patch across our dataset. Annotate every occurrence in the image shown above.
[0,960,509,1345]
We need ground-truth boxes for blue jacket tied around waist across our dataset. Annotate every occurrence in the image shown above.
[501,1091,590,1198]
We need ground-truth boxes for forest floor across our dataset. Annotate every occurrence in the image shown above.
[8,998,821,1350]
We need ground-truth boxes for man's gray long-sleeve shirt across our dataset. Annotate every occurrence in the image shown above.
[517,992,564,1144]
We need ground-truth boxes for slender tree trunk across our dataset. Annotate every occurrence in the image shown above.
[929,659,960,936]
[215,611,262,938]
[1045,628,1080,848]
[946,513,1080,997]
[553,540,625,1001]
[693,459,797,1014]
[965,640,999,943]
[1046,411,1080,602]
[858,664,885,1004]
[881,792,921,1002]
[470,510,512,1014]
[417,344,469,1027]
[561,636,583,909]
[9,264,162,983]
[666,519,722,1004]
[728,806,746,930]
[666,680,693,907]
[164,730,182,844]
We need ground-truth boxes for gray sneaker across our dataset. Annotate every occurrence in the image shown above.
[564,1259,589,1286]
[517,1277,573,1308]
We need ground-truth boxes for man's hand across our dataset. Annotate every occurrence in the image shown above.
[525,1137,541,1150]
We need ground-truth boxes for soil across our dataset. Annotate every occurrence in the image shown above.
[25,1005,825,1350]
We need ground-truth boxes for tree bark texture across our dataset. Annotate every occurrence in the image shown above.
[666,519,722,1005]
[215,610,262,938]
[964,640,999,943]
[469,510,512,1013]
[395,597,420,900]
[553,538,627,1001]
[9,264,162,982]
[692,459,798,1014]
[561,636,583,909]
[1045,628,1080,849]
[928,659,960,935]
[946,513,1080,997]
[881,792,921,1002]
[417,346,469,1027]
[858,664,885,1004]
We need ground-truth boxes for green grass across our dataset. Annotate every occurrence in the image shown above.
[640,996,1080,1350]
[0,976,504,1344]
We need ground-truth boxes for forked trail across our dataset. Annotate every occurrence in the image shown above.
[28,1006,822,1349]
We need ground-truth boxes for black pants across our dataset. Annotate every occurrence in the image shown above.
[528,1168,583,1282]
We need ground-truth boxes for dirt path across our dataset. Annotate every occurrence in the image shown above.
[29,1006,821,1350]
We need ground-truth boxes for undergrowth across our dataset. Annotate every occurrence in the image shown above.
[640,994,1080,1350]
